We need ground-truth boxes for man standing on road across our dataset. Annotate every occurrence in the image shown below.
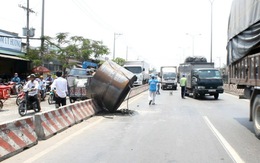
[180,74,187,99]
[51,71,68,108]
[148,74,159,105]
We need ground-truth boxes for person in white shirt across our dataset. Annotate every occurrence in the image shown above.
[23,74,41,111]
[38,75,46,100]
[51,71,68,108]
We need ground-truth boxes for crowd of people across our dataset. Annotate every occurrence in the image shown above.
[12,71,69,110]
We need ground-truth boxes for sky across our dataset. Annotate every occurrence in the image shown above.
[1,0,233,71]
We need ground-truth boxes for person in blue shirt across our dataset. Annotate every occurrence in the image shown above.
[11,73,21,84]
[11,73,21,94]
[148,74,159,105]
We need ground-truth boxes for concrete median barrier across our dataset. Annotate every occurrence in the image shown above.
[34,106,75,140]
[71,99,102,123]
[0,117,37,161]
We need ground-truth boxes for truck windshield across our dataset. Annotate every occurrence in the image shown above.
[124,67,142,73]
[198,70,221,79]
[163,73,176,80]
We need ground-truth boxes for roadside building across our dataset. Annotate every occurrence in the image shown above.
[0,29,30,82]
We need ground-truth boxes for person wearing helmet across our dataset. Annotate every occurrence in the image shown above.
[148,74,159,105]
[38,75,46,101]
[23,74,41,110]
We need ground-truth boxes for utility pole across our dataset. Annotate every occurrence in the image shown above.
[41,0,45,57]
[19,0,35,53]
[113,33,122,60]
[209,0,214,63]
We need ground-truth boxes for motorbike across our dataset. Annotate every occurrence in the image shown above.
[48,89,55,105]
[39,85,47,101]
[46,81,52,92]
[4,82,23,95]
[18,87,41,116]
[16,90,25,106]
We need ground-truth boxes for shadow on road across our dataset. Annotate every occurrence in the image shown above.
[234,117,254,134]
[97,109,138,119]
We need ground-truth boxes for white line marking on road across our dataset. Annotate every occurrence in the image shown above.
[24,118,104,163]
[203,116,245,163]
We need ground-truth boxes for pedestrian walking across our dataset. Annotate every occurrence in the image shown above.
[148,74,159,105]
[51,71,68,108]
[180,74,187,98]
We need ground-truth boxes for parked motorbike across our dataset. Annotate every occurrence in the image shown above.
[18,87,41,116]
[4,82,23,95]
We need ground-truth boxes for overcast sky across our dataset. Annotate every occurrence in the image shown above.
[1,0,233,70]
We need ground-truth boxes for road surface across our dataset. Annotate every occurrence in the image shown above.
[3,89,260,163]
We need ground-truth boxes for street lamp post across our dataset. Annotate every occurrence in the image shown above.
[113,33,122,60]
[209,0,214,63]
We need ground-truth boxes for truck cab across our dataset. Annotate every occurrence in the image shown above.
[191,68,224,99]
[123,61,150,86]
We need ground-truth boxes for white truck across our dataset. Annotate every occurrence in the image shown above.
[123,61,150,86]
[160,66,178,90]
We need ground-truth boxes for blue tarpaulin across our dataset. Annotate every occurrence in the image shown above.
[82,61,98,69]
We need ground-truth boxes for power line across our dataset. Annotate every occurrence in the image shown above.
[70,0,116,32]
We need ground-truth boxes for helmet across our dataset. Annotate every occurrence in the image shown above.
[30,74,36,78]
[40,75,43,79]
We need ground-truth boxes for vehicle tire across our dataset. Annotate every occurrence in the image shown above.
[18,102,27,116]
[34,102,40,113]
[193,90,198,99]
[17,85,23,94]
[48,95,55,104]
[70,98,76,103]
[0,100,3,110]
[252,95,260,139]
[16,97,22,106]
[214,93,219,100]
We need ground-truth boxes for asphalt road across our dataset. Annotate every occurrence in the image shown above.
[3,89,260,163]
[0,94,70,123]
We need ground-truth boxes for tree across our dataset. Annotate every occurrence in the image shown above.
[113,57,126,66]
[44,33,110,74]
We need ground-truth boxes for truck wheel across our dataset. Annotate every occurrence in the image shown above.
[193,90,198,99]
[214,93,219,100]
[253,95,260,138]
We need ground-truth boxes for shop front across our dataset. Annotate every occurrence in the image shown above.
[0,29,30,82]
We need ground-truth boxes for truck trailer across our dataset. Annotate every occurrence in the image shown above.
[227,0,260,138]
[123,61,150,86]
[178,57,224,99]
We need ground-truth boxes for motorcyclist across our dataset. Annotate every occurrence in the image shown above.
[45,73,53,92]
[23,74,41,111]
[38,75,46,100]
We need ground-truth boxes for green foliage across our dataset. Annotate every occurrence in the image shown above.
[25,32,111,73]
[23,48,41,66]
[112,57,126,66]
